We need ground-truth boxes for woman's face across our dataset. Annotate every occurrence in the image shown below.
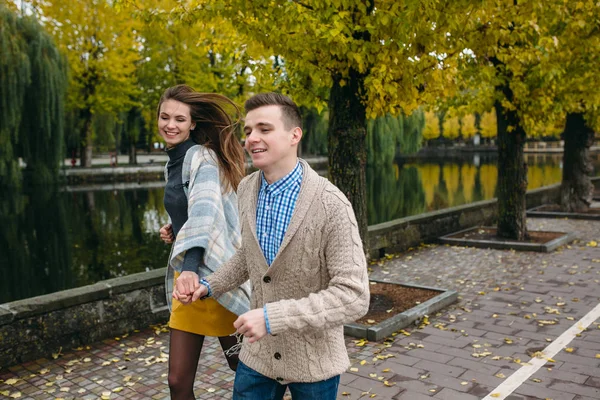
[158,99,195,148]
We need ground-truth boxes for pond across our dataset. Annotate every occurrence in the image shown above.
[1,152,598,303]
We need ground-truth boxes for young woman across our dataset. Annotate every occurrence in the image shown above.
[157,85,250,400]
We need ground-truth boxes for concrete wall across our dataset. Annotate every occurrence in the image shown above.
[0,270,168,367]
[1,177,598,367]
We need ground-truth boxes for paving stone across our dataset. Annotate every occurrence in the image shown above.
[432,387,481,400]
[547,381,600,398]
[515,382,577,400]
[412,360,465,378]
[393,390,432,399]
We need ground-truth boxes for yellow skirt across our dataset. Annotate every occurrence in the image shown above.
[169,272,238,337]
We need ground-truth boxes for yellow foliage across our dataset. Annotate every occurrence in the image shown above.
[442,116,461,141]
[423,112,440,140]
[480,111,497,139]
[461,115,477,140]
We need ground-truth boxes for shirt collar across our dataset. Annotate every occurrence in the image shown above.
[260,161,303,197]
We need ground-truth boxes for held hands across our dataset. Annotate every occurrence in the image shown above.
[234,308,267,344]
[173,271,200,304]
[159,224,174,244]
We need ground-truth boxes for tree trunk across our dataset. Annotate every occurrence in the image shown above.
[79,111,93,168]
[495,98,529,240]
[129,142,137,165]
[328,70,368,252]
[560,112,594,212]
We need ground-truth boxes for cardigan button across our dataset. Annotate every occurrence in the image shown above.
[274,352,281,360]
[276,377,284,382]
[263,276,271,283]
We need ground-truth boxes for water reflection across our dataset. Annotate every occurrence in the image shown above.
[0,186,170,303]
[366,153,598,225]
[1,153,598,302]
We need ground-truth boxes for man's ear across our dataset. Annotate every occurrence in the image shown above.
[291,127,303,145]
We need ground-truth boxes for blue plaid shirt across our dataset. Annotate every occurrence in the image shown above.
[256,162,303,266]
[257,162,303,334]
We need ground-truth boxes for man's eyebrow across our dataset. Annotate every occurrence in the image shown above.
[244,121,274,129]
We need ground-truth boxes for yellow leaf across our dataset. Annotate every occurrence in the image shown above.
[565,347,574,353]
[531,378,542,383]
[112,387,124,393]
[5,379,19,385]
[101,391,111,399]
[367,319,376,324]
[587,241,597,247]
[370,373,377,378]
[383,381,395,386]
[382,368,390,372]
[9,393,22,399]
[341,393,350,396]
[360,360,367,365]
[350,367,359,372]
[495,373,506,378]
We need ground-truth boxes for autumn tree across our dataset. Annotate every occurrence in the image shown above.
[30,0,140,167]
[520,1,600,212]
[442,115,460,141]
[461,114,477,141]
[423,111,441,142]
[150,0,473,247]
[454,0,574,240]
[480,110,497,140]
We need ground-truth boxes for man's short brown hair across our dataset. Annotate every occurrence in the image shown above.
[244,92,302,130]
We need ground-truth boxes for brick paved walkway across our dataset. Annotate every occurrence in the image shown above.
[1,218,598,399]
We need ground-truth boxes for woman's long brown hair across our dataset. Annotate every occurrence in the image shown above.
[157,85,245,192]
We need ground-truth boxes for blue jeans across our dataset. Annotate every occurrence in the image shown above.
[233,361,340,400]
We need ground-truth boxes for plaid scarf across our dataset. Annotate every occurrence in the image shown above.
[164,144,251,316]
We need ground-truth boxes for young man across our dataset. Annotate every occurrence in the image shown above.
[174,92,370,399]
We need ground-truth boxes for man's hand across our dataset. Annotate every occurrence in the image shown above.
[159,224,174,244]
[191,285,208,302]
[234,308,267,344]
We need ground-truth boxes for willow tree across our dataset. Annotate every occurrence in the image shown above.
[0,4,29,187]
[18,16,67,183]
[0,4,66,186]
[155,0,473,246]
[31,0,140,167]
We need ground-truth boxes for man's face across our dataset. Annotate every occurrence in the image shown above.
[243,105,299,172]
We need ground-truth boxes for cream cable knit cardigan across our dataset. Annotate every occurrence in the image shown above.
[205,159,370,383]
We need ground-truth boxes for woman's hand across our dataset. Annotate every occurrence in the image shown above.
[159,224,174,244]
[174,271,200,305]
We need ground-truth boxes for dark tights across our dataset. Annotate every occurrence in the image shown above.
[168,329,240,400]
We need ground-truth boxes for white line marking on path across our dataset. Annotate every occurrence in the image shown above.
[483,302,600,400]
